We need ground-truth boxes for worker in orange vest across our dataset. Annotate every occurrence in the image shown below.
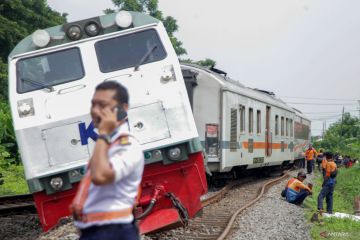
[324,153,337,180]
[318,152,337,214]
[284,171,312,205]
[305,144,317,174]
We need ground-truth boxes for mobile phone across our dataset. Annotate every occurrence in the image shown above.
[115,105,128,121]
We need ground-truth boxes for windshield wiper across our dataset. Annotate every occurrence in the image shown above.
[134,45,158,71]
[20,77,54,92]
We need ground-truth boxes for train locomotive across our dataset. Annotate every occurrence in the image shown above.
[8,11,207,233]
[181,64,311,180]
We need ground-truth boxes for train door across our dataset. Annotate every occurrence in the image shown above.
[265,106,272,156]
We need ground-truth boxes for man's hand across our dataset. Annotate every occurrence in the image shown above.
[98,107,118,135]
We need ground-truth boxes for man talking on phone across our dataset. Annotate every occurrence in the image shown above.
[70,81,144,240]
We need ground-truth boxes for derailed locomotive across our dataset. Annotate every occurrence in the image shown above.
[8,11,207,233]
[181,64,311,179]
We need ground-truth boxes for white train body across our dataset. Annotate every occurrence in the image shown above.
[181,64,311,174]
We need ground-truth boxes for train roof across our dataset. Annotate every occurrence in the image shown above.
[9,11,160,59]
[292,108,311,122]
[181,63,298,113]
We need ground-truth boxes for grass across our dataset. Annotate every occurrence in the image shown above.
[0,164,29,196]
[304,165,360,239]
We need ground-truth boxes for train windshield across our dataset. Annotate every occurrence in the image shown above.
[16,48,84,93]
[95,29,167,73]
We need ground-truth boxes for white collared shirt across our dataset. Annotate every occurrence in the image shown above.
[75,123,144,229]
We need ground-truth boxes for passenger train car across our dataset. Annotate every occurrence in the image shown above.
[181,64,311,179]
[8,11,207,233]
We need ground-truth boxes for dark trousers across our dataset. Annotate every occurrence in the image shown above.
[307,160,314,174]
[80,223,139,240]
[318,185,334,213]
[317,161,321,172]
[300,158,306,169]
[289,189,309,205]
[322,169,326,177]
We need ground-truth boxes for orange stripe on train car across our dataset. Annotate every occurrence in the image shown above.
[242,142,288,149]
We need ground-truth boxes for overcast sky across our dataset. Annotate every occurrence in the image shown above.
[48,0,360,136]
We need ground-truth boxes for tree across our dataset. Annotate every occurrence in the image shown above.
[104,0,187,56]
[314,113,360,159]
[181,58,217,68]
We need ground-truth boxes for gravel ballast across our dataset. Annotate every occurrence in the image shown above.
[228,173,314,240]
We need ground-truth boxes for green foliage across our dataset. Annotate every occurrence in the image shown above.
[106,0,187,56]
[0,59,8,100]
[181,58,217,67]
[314,113,360,159]
[0,100,19,165]
[0,163,29,195]
[305,167,360,240]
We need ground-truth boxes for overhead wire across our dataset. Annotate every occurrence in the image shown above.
[286,102,357,106]
[279,96,359,101]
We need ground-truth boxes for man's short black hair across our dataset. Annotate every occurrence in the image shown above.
[95,81,129,105]
[325,152,333,159]
[297,171,307,178]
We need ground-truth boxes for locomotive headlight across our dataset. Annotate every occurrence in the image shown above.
[167,147,182,161]
[66,25,83,41]
[32,29,51,48]
[115,11,133,28]
[84,21,101,37]
[17,98,35,118]
[50,177,63,191]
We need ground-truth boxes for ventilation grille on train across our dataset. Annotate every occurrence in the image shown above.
[230,108,237,152]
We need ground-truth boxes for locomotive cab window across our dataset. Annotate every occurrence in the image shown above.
[95,29,167,73]
[16,48,84,93]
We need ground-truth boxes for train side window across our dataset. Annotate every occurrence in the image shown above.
[290,119,293,137]
[256,110,261,134]
[239,105,245,133]
[286,118,289,136]
[249,108,253,134]
[275,115,279,136]
[281,117,284,136]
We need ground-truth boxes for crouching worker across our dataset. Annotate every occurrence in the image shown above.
[70,81,144,240]
[317,171,337,214]
[285,171,312,205]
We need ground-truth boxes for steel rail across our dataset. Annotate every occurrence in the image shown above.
[216,172,290,240]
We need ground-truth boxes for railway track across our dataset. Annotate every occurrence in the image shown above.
[0,194,36,216]
[149,171,291,240]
